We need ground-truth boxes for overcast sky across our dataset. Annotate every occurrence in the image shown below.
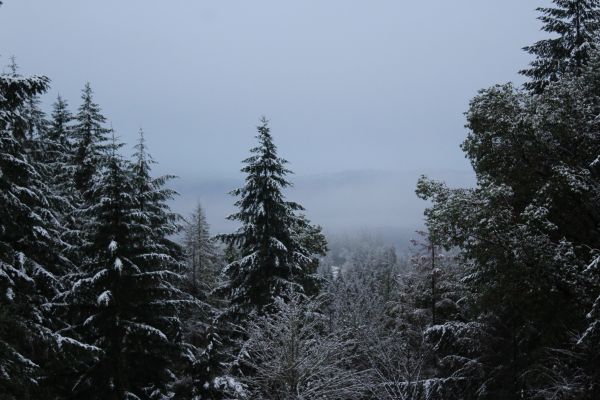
[0,1,547,237]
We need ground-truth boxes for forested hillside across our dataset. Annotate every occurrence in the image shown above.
[1,1,600,399]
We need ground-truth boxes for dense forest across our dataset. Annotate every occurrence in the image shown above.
[2,1,600,399]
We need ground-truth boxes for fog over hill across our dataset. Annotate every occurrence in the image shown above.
[171,168,475,250]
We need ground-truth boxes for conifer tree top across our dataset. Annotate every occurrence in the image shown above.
[238,116,294,196]
[227,117,303,240]
[218,117,319,317]
[521,0,600,92]
[48,95,72,143]
[76,83,107,125]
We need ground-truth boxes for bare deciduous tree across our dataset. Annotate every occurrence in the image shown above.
[237,292,368,400]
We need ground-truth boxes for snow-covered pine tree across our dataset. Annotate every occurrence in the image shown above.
[0,66,67,398]
[62,134,193,399]
[72,83,110,197]
[174,201,233,399]
[540,52,600,400]
[521,0,600,92]
[183,202,219,298]
[48,95,73,149]
[22,92,48,141]
[6,57,48,158]
[46,95,75,190]
[415,50,600,397]
[217,117,322,320]
[131,130,233,400]
[130,128,182,259]
[129,128,198,398]
[34,96,77,223]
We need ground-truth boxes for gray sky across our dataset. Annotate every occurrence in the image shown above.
[0,1,547,239]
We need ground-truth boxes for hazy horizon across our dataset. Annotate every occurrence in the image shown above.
[171,167,475,248]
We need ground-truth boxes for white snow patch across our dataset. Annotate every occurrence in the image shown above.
[114,257,123,272]
[108,240,118,253]
[214,376,245,395]
[97,290,112,306]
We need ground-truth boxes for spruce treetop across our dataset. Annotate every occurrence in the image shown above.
[48,95,72,145]
[521,0,600,92]
[218,117,320,318]
[73,83,111,195]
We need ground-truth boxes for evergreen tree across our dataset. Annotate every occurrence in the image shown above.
[130,131,230,400]
[0,66,70,399]
[217,117,323,320]
[6,57,48,157]
[178,201,225,398]
[521,0,600,92]
[43,95,92,307]
[22,93,47,141]
[130,128,182,256]
[183,202,219,298]
[72,83,110,197]
[39,96,76,218]
[62,135,192,399]
[129,128,194,398]
[48,95,73,148]
[416,51,600,399]
[47,95,75,190]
